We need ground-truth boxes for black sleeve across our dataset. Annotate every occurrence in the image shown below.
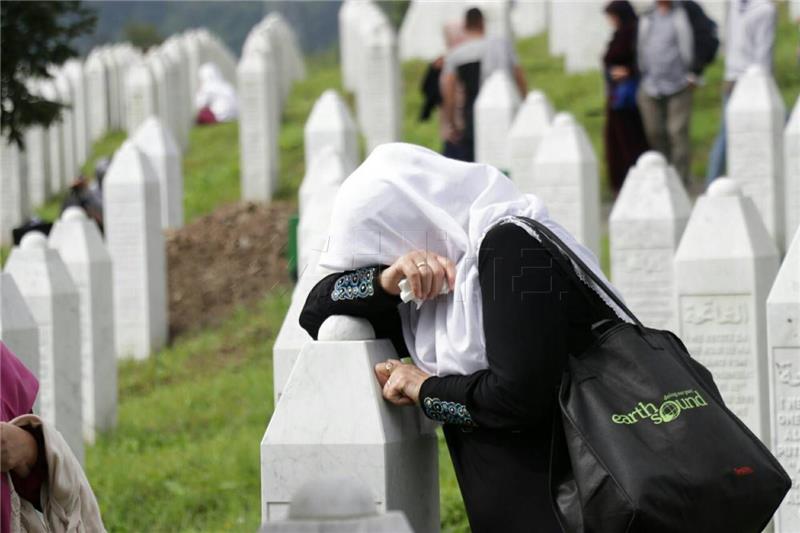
[299,266,410,358]
[419,223,612,428]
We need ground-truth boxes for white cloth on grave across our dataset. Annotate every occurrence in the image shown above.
[319,143,629,377]
[194,62,238,122]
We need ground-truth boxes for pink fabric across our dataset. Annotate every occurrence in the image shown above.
[1,342,39,533]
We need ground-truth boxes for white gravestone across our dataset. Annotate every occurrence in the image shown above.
[238,49,279,202]
[768,228,800,532]
[475,70,521,171]
[339,0,368,92]
[103,141,168,360]
[784,96,800,254]
[5,232,84,463]
[265,14,306,86]
[125,61,158,137]
[39,80,65,193]
[132,117,184,230]
[24,125,50,207]
[563,0,611,73]
[161,39,191,150]
[54,71,77,179]
[398,1,458,61]
[49,208,117,443]
[1,138,28,246]
[261,316,439,533]
[548,0,569,56]
[610,152,691,330]
[356,6,403,152]
[532,112,601,255]
[727,65,786,250]
[272,267,329,403]
[508,90,554,189]
[0,272,40,378]
[298,148,355,275]
[63,59,90,165]
[101,49,121,130]
[512,0,547,38]
[145,53,171,131]
[674,177,779,444]
[85,49,109,141]
[304,90,359,170]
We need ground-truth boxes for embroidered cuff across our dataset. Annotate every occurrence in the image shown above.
[422,397,477,427]
[331,267,376,301]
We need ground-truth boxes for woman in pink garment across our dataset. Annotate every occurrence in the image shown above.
[0,342,45,533]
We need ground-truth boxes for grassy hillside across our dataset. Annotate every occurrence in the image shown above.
[69,6,800,532]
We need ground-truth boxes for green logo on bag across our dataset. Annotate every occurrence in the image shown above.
[611,390,708,425]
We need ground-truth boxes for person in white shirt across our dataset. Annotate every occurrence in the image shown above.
[705,0,776,185]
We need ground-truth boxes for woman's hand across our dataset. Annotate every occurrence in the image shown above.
[375,359,430,406]
[379,250,456,300]
[610,66,630,81]
[0,422,38,477]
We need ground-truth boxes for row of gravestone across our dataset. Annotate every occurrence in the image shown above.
[258,79,800,530]
[397,0,730,74]
[0,116,182,463]
[0,28,238,247]
[238,13,306,203]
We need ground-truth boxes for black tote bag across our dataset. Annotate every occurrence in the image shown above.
[516,217,790,533]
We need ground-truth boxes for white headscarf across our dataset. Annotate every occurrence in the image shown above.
[194,63,238,121]
[320,143,628,377]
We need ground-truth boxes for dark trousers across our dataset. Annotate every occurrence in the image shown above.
[443,223,615,532]
[443,137,475,163]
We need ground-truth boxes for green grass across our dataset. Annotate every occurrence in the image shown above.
[80,7,799,531]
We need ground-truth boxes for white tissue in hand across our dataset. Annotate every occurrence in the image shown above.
[398,278,450,310]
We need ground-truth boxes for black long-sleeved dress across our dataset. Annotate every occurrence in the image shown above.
[299,222,618,532]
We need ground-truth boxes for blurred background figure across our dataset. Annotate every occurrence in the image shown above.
[603,0,650,195]
[440,7,527,162]
[195,62,239,124]
[419,21,466,123]
[60,176,104,231]
[705,0,776,186]
[637,0,719,183]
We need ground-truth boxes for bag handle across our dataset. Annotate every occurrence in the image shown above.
[516,217,644,328]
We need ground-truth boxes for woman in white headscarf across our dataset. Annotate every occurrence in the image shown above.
[194,62,238,124]
[299,143,627,532]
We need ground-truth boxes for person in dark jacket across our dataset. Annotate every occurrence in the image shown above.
[298,144,625,532]
[603,0,650,195]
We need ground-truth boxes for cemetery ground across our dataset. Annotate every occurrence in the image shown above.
[5,9,798,531]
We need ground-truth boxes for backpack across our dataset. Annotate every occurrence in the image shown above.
[682,0,720,74]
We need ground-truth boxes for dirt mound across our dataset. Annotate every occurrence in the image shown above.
[166,201,294,339]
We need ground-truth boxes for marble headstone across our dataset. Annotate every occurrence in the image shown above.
[261,316,439,533]
[102,49,121,130]
[39,80,65,193]
[511,0,547,38]
[563,0,611,73]
[132,117,184,230]
[548,0,569,56]
[303,90,359,170]
[727,65,786,250]
[49,208,117,443]
[24,126,50,208]
[475,70,521,171]
[125,61,158,136]
[298,147,354,275]
[237,49,279,202]
[610,152,691,330]
[356,5,403,152]
[264,476,413,532]
[508,90,554,189]
[784,96,800,254]
[674,177,779,443]
[767,227,800,532]
[1,138,28,246]
[0,272,40,378]
[85,49,109,141]
[339,0,367,92]
[531,112,601,255]
[5,232,84,463]
[103,141,168,360]
[63,59,90,164]
[54,71,77,179]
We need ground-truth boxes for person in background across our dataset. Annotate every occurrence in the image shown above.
[705,0,776,186]
[194,62,238,124]
[0,342,106,531]
[440,8,527,162]
[419,22,466,123]
[637,0,718,183]
[603,0,650,195]
[60,175,104,231]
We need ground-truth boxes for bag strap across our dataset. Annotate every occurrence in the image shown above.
[515,217,644,328]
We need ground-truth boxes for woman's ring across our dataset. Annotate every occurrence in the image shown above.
[385,361,393,372]
[416,261,428,269]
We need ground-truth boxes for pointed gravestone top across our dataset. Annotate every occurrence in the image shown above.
[509,90,554,188]
[49,207,110,264]
[611,150,691,221]
[511,91,554,133]
[133,116,180,158]
[768,228,800,306]
[0,272,39,377]
[304,90,359,169]
[475,70,520,169]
